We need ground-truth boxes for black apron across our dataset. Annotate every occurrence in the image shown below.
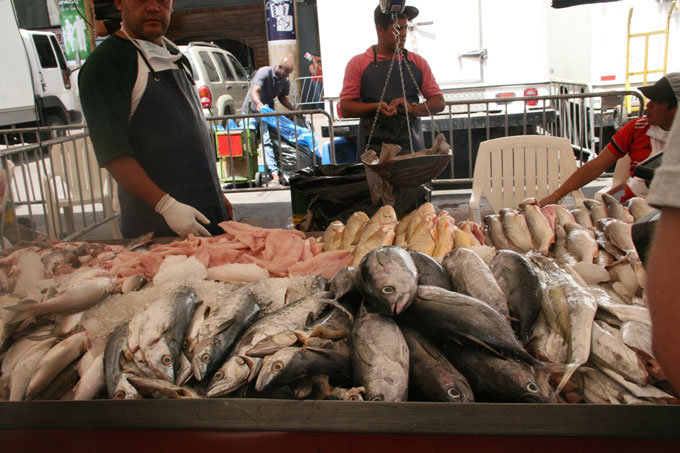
[358,47,425,156]
[121,46,228,237]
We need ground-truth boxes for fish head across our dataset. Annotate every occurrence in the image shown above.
[112,374,141,400]
[360,247,418,316]
[517,380,551,403]
[205,355,252,398]
[144,339,175,383]
[254,348,296,392]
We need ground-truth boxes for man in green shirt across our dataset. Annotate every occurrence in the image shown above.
[79,0,230,237]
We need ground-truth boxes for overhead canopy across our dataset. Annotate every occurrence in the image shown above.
[552,0,621,8]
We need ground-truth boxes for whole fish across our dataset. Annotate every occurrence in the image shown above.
[5,276,116,316]
[500,209,534,253]
[358,246,418,316]
[442,343,550,403]
[403,286,538,366]
[589,286,651,325]
[570,208,594,229]
[73,353,105,401]
[592,228,625,260]
[322,220,345,252]
[526,312,567,364]
[551,204,576,227]
[626,197,656,222]
[351,304,409,402]
[530,254,571,340]
[352,206,398,266]
[408,250,451,290]
[9,337,58,401]
[127,375,200,399]
[341,211,369,252]
[598,218,636,253]
[394,210,414,248]
[104,323,140,400]
[184,286,261,381]
[432,212,455,259]
[564,222,598,263]
[590,322,649,386]
[0,330,52,397]
[442,248,509,317]
[329,266,362,302]
[584,199,607,223]
[255,344,351,392]
[490,250,542,343]
[138,286,199,383]
[401,325,474,403]
[206,292,337,397]
[620,321,653,359]
[601,193,635,223]
[25,331,89,400]
[407,211,437,255]
[483,214,511,251]
[520,200,554,255]
[553,225,577,265]
[580,368,626,404]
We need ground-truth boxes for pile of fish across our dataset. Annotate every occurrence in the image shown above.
[0,196,677,404]
[321,203,485,266]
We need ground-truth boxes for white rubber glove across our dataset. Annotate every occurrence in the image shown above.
[154,194,211,237]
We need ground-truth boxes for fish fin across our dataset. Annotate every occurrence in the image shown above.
[459,334,505,357]
[3,299,39,313]
[244,356,261,383]
[555,363,581,394]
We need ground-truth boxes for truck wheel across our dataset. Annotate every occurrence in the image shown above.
[39,115,67,154]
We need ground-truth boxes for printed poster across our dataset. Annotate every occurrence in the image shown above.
[265,0,296,42]
[59,0,92,61]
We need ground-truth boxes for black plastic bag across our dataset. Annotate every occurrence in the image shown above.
[266,123,316,182]
[289,164,429,232]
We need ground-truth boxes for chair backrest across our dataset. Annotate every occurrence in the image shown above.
[470,135,583,213]
[49,137,112,206]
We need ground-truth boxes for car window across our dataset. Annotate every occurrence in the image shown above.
[198,51,220,82]
[32,34,57,68]
[227,54,248,80]
[182,51,199,81]
[49,35,68,70]
[214,52,235,81]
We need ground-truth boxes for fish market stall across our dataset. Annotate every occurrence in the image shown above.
[1,203,679,450]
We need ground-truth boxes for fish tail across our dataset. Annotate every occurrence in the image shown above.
[555,363,580,394]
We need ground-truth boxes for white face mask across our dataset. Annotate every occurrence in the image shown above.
[121,25,181,66]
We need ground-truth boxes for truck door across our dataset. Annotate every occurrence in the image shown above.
[408,0,484,85]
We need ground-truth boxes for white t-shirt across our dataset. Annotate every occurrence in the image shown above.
[648,113,680,209]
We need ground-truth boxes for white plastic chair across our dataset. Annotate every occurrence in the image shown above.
[594,154,630,201]
[42,137,121,239]
[469,135,585,222]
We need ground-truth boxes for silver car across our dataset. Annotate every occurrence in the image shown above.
[179,42,250,118]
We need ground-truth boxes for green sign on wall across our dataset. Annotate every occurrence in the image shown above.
[59,0,91,61]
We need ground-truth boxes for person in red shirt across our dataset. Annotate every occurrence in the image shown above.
[339,5,445,157]
[539,72,679,206]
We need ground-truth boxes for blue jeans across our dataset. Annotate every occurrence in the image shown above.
[245,116,278,177]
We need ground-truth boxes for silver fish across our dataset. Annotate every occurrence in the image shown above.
[351,303,409,402]
[404,286,539,366]
[127,375,200,399]
[553,224,577,265]
[104,323,140,400]
[570,208,594,229]
[443,343,550,403]
[564,222,598,263]
[626,197,656,222]
[552,204,576,227]
[408,250,451,290]
[500,209,534,253]
[490,250,542,343]
[401,325,474,403]
[590,322,649,386]
[601,193,634,223]
[9,337,58,401]
[483,214,510,250]
[443,248,509,317]
[584,199,607,223]
[206,292,337,397]
[521,201,555,255]
[73,353,105,401]
[358,246,418,316]
[598,218,636,253]
[185,286,260,381]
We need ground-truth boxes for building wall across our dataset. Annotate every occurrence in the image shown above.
[167,3,269,71]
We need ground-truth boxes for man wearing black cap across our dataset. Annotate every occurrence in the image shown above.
[539,72,679,205]
[339,5,445,157]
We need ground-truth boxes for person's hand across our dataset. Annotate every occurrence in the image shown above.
[223,194,233,219]
[377,101,397,117]
[154,194,211,237]
[539,192,561,207]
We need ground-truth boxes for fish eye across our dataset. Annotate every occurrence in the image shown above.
[161,355,172,366]
[371,395,384,402]
[447,388,462,400]
[381,286,395,295]
[348,394,361,401]
[214,371,224,380]
[272,361,284,372]
[526,382,539,393]
[114,390,127,400]
[201,353,211,363]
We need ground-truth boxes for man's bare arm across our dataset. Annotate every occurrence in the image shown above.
[104,156,165,207]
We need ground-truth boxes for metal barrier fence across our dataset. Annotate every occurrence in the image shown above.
[291,75,325,109]
[325,89,644,186]
[0,125,120,250]
[0,90,644,247]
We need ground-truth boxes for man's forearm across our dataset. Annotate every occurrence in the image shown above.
[340,99,380,118]
[279,95,296,111]
[104,156,165,208]
[416,95,445,116]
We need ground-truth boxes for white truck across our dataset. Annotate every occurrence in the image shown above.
[0,0,81,139]
[317,0,679,172]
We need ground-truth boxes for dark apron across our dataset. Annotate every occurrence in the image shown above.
[120,50,228,237]
[357,47,425,157]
